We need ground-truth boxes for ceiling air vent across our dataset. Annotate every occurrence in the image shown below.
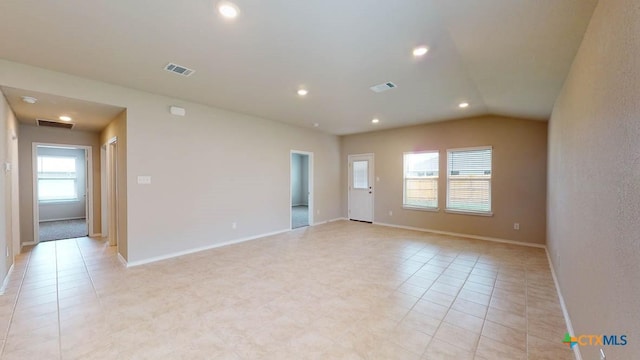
[36,119,75,130]
[370,81,398,93]
[164,63,195,77]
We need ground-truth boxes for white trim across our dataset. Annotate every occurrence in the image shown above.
[373,222,546,249]
[403,206,439,212]
[546,249,582,360]
[125,228,291,267]
[21,241,37,248]
[444,209,494,217]
[0,264,14,295]
[90,233,102,237]
[313,217,347,226]
[446,145,493,152]
[32,143,93,244]
[39,216,86,222]
[117,252,128,267]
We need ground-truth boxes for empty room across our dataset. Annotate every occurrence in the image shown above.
[0,0,637,359]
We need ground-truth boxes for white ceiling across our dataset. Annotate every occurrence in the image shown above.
[0,0,597,135]
[1,86,125,132]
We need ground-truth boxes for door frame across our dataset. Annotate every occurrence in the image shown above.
[32,142,93,244]
[347,153,375,222]
[290,150,314,229]
[104,137,118,247]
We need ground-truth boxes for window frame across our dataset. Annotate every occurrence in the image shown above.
[445,146,493,216]
[402,150,440,211]
[37,155,80,203]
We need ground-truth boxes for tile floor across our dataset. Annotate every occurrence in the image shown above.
[0,221,574,359]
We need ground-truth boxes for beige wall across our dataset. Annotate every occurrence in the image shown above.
[547,0,639,358]
[0,90,19,282]
[341,115,547,245]
[17,124,101,244]
[100,110,127,261]
[0,59,343,264]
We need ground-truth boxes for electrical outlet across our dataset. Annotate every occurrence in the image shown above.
[232,222,237,229]
[513,222,520,230]
[317,209,320,215]
[388,210,393,216]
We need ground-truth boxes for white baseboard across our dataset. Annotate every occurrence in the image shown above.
[117,252,127,267]
[90,233,102,237]
[313,217,347,226]
[546,249,581,360]
[373,222,546,249]
[125,228,291,267]
[21,241,37,248]
[0,264,14,295]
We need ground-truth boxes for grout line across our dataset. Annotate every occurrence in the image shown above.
[0,249,34,357]
[55,241,62,360]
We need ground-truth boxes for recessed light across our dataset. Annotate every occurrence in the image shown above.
[59,115,72,122]
[371,118,380,124]
[218,1,239,18]
[297,89,308,96]
[313,123,319,127]
[458,102,469,108]
[413,46,429,57]
[21,96,37,104]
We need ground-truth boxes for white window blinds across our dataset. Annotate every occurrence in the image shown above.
[446,147,492,213]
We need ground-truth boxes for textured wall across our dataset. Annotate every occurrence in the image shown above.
[547,0,640,358]
[341,115,548,245]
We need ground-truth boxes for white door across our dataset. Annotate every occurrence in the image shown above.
[348,154,374,222]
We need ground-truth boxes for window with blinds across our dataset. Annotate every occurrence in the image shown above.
[403,151,439,209]
[446,147,492,214]
[37,156,79,201]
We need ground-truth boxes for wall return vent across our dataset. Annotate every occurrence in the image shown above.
[164,63,195,77]
[36,119,75,129]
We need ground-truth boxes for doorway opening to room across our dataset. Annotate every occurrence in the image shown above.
[101,137,119,247]
[290,151,313,229]
[33,144,93,242]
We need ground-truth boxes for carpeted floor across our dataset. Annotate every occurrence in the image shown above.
[292,205,309,229]
[39,219,88,242]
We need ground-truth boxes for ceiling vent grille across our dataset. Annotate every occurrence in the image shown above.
[36,119,75,129]
[370,81,398,93]
[164,63,195,77]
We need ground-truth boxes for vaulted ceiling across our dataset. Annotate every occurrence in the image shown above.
[0,0,598,134]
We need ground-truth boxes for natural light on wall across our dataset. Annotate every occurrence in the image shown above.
[403,151,439,209]
[37,156,78,201]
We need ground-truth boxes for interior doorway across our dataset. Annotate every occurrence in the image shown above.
[102,137,119,247]
[290,151,313,229]
[33,143,93,242]
[348,153,374,223]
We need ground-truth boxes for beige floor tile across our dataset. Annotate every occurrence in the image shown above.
[0,222,571,359]
[423,338,475,360]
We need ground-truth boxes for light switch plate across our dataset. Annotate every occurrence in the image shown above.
[137,176,151,184]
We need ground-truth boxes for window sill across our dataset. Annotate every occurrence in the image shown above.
[403,205,439,212]
[445,209,493,217]
[39,199,81,205]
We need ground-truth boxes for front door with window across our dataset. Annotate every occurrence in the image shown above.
[348,154,374,222]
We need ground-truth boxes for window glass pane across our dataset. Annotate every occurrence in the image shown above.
[38,179,77,201]
[353,160,368,189]
[37,155,78,201]
[38,156,76,173]
[403,152,439,208]
[447,148,492,213]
